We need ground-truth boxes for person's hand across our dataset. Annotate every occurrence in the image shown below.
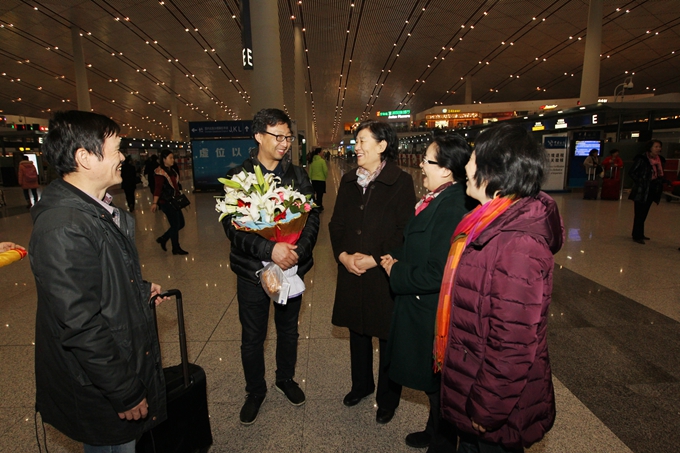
[339,252,365,276]
[272,242,298,270]
[380,254,397,276]
[0,242,25,253]
[471,419,487,433]
[149,283,170,306]
[118,398,148,421]
[354,253,377,271]
[151,203,158,213]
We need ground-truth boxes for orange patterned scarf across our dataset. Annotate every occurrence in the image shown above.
[433,195,516,372]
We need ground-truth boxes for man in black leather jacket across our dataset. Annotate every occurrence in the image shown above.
[222,108,319,425]
[30,111,168,452]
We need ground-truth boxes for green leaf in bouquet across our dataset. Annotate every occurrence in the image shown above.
[218,177,242,189]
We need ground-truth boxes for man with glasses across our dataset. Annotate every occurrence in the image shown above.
[221,108,320,424]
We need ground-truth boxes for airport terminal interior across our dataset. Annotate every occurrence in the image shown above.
[2,0,680,452]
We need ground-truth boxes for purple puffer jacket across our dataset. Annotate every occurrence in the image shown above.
[441,192,564,449]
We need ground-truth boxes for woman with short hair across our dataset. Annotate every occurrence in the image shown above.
[329,120,416,424]
[381,133,472,451]
[439,123,563,453]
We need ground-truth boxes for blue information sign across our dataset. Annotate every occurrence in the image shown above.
[191,139,255,190]
[188,121,253,138]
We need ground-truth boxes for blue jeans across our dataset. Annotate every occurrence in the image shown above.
[83,439,135,453]
[237,276,302,395]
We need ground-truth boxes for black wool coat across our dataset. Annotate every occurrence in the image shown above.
[329,161,416,339]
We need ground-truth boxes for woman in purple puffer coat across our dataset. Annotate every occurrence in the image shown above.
[438,123,564,453]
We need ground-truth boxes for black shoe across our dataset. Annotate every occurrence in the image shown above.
[633,238,645,244]
[156,237,167,252]
[172,248,188,255]
[376,407,395,424]
[240,393,266,425]
[405,431,431,448]
[275,379,306,406]
[643,236,650,240]
[343,390,373,407]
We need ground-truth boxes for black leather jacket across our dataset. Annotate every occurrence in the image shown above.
[30,179,166,445]
[222,151,320,283]
[628,152,664,204]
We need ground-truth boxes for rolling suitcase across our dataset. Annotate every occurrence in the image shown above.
[137,289,213,453]
[583,167,598,200]
[601,167,620,200]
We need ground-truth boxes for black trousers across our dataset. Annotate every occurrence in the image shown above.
[424,377,458,452]
[348,330,402,410]
[159,203,185,251]
[22,188,38,205]
[312,180,326,208]
[632,199,654,240]
[458,432,524,453]
[237,276,302,395]
[123,186,136,211]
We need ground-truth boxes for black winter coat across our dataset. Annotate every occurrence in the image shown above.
[628,152,664,204]
[329,161,416,339]
[29,179,166,445]
[222,153,320,283]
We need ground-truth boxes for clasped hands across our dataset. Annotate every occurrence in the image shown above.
[272,242,299,270]
[339,252,377,276]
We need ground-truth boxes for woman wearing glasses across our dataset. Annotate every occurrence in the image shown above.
[439,124,563,453]
[329,120,415,424]
[380,134,471,451]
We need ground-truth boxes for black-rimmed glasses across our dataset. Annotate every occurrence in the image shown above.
[263,131,296,143]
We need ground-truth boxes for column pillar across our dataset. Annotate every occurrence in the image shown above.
[171,96,181,142]
[71,27,91,112]
[465,76,473,104]
[249,0,285,113]
[293,24,308,165]
[579,0,603,105]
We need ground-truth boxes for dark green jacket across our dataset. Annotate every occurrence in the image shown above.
[386,183,468,392]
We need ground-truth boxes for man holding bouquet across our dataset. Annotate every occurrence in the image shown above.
[222,108,320,425]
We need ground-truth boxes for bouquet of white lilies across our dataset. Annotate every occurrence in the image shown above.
[215,165,314,243]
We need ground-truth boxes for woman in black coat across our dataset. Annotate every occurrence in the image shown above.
[151,150,187,255]
[629,139,664,244]
[329,120,416,424]
[381,134,471,451]
[120,155,137,212]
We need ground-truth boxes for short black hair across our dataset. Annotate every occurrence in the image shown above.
[354,120,398,161]
[609,148,620,155]
[473,123,547,199]
[252,108,292,135]
[645,139,662,152]
[430,133,471,184]
[43,111,120,177]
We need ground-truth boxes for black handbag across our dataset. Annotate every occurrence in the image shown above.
[169,193,191,210]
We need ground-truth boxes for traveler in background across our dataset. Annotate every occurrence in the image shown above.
[308,147,328,211]
[583,148,603,179]
[143,154,159,195]
[221,108,320,425]
[151,150,188,255]
[380,133,471,450]
[120,155,137,212]
[30,110,168,452]
[18,156,39,208]
[629,139,664,245]
[439,123,563,453]
[602,148,623,178]
[329,120,415,425]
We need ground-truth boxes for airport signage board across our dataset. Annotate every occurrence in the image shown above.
[191,138,255,190]
[189,121,253,139]
[542,134,568,191]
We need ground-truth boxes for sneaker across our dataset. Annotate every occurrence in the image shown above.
[275,379,306,406]
[240,393,266,425]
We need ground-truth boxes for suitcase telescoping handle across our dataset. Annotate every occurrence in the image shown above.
[150,289,191,389]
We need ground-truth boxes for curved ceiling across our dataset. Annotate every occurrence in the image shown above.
[1,0,679,145]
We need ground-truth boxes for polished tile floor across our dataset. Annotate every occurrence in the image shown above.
[1,160,679,452]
